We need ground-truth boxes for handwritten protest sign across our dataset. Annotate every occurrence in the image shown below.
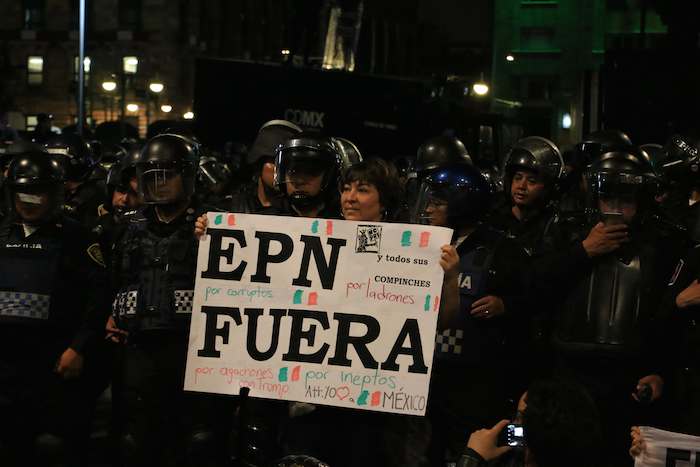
[633,426,700,467]
[184,213,452,415]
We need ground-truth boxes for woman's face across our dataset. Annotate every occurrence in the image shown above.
[424,196,449,227]
[341,180,383,222]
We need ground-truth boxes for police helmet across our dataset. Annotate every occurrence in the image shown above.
[44,133,96,182]
[504,136,563,199]
[6,149,65,223]
[586,149,652,220]
[274,134,343,208]
[331,137,363,169]
[198,154,232,194]
[413,162,492,227]
[415,136,473,177]
[658,134,700,191]
[136,133,199,204]
[575,129,634,165]
[247,120,302,167]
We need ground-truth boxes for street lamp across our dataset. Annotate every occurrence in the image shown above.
[127,103,139,112]
[119,57,138,137]
[161,104,172,113]
[101,79,117,120]
[102,80,117,92]
[149,82,164,93]
[472,82,489,96]
[183,111,194,120]
[146,81,165,128]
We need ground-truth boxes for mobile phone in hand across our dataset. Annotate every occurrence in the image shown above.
[497,423,526,447]
[601,211,624,226]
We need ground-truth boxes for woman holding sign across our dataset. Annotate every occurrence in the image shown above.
[334,159,460,467]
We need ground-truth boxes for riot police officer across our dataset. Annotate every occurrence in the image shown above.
[273,134,347,218]
[229,119,301,215]
[93,156,142,266]
[551,148,685,465]
[657,134,700,240]
[0,149,109,466]
[414,162,530,465]
[662,244,700,436]
[489,136,564,249]
[111,133,228,467]
[44,133,107,229]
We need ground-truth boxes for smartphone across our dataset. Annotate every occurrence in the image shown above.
[498,423,526,447]
[601,211,624,226]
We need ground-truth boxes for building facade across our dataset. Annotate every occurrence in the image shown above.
[0,0,493,137]
[492,0,667,147]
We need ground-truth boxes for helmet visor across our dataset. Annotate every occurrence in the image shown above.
[138,167,184,204]
[412,183,449,226]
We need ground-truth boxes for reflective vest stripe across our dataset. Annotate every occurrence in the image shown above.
[113,290,138,317]
[174,289,194,314]
[0,291,51,320]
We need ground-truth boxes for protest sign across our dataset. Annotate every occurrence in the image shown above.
[634,426,700,467]
[184,213,452,415]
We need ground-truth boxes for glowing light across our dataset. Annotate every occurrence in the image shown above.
[183,111,194,120]
[562,113,572,129]
[126,103,139,112]
[160,104,172,113]
[102,81,117,92]
[472,82,489,96]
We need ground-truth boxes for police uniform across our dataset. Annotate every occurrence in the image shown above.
[112,201,230,466]
[551,148,686,465]
[0,214,109,466]
[428,226,529,464]
[661,245,700,436]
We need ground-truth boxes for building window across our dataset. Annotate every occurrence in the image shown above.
[526,76,557,100]
[27,56,44,86]
[520,27,556,50]
[119,0,142,31]
[26,115,39,132]
[74,56,91,83]
[23,0,45,30]
[123,56,138,74]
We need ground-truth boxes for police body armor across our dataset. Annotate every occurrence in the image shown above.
[435,242,504,366]
[554,249,647,356]
[0,236,60,327]
[113,209,198,333]
[0,219,94,361]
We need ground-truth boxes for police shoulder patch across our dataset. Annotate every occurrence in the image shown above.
[87,243,106,268]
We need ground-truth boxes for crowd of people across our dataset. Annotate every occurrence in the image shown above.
[0,113,699,467]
